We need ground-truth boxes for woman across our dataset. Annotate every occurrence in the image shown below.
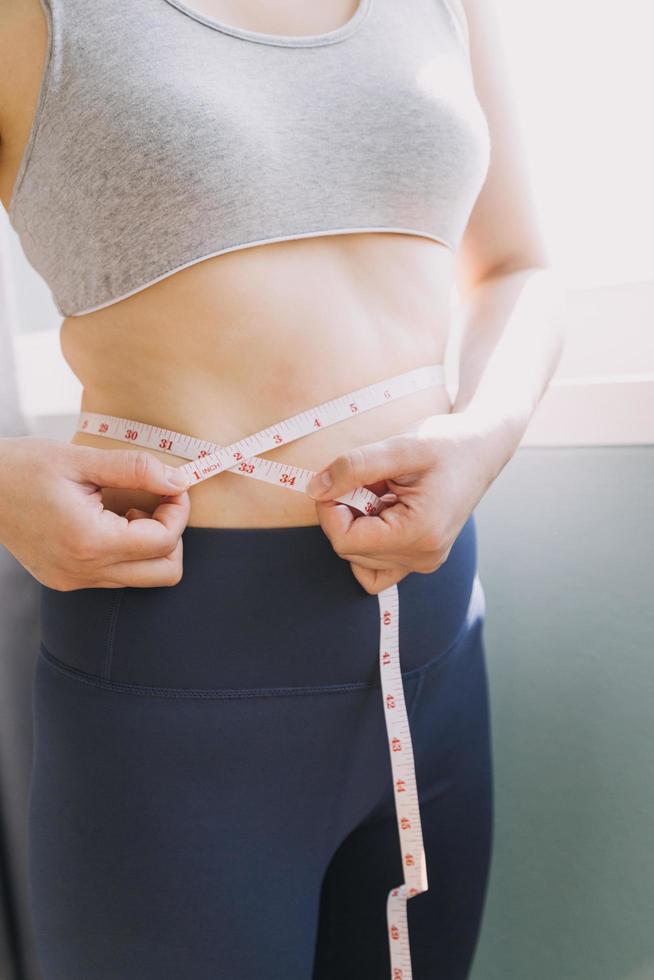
[0,0,566,977]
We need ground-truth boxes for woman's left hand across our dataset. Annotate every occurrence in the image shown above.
[306,412,502,595]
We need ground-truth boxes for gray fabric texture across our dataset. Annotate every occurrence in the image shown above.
[7,0,490,318]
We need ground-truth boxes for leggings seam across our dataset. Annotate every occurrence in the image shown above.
[39,642,378,699]
[102,587,125,680]
[408,666,426,724]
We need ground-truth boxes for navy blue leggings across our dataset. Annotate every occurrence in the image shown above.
[30,512,493,979]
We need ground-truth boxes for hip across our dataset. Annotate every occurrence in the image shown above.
[38,510,485,691]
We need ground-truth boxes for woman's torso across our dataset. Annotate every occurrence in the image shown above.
[0,0,484,528]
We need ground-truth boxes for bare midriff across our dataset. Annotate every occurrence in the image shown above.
[0,0,457,529]
[64,232,455,527]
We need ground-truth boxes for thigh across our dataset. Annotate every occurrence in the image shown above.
[312,584,493,980]
[28,648,338,980]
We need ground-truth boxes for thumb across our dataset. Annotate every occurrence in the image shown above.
[71,447,192,495]
[306,434,429,502]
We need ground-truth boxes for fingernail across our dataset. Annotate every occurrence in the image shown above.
[167,469,190,489]
[307,470,333,499]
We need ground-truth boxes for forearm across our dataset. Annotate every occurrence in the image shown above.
[450,265,568,479]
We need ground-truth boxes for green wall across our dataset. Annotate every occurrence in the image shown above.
[470,446,654,980]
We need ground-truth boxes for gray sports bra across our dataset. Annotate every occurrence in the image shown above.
[7,0,491,318]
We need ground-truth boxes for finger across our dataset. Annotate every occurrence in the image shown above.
[72,447,192,496]
[346,552,412,571]
[350,562,410,595]
[125,508,151,520]
[364,479,393,499]
[97,491,191,561]
[306,433,434,502]
[316,497,415,561]
[99,538,185,588]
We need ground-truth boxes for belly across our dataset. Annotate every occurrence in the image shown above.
[65,231,456,528]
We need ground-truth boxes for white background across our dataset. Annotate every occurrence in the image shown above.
[2,0,653,440]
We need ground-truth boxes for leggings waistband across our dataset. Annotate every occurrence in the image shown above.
[40,512,482,692]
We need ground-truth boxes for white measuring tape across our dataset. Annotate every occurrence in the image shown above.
[78,362,446,978]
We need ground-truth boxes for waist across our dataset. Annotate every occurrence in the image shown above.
[63,233,456,526]
[70,358,453,529]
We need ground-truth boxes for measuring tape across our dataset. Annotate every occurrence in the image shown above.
[78,362,446,978]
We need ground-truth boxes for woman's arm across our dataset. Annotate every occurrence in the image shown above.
[446,0,567,472]
[447,265,567,479]
[305,0,568,594]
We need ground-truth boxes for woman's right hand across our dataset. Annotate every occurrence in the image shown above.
[0,436,192,590]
